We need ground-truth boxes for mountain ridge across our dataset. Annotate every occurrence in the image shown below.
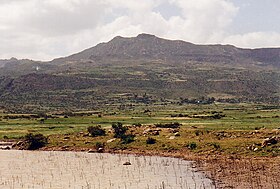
[47,33,280,68]
[0,33,280,68]
[0,34,279,112]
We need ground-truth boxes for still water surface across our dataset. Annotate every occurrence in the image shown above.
[0,150,214,189]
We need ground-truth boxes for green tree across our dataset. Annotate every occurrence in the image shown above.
[112,122,127,138]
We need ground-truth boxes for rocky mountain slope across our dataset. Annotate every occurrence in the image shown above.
[0,34,279,112]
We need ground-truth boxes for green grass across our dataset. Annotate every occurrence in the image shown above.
[1,103,279,156]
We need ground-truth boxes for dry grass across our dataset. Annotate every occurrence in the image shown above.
[197,156,280,189]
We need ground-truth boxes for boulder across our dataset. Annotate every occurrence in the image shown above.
[97,148,104,153]
[143,128,152,134]
[123,162,131,165]
[152,130,160,136]
[0,146,10,150]
[174,132,180,137]
[262,136,279,147]
[143,128,160,136]
[88,149,95,153]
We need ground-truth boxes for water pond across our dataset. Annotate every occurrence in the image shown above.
[0,150,214,189]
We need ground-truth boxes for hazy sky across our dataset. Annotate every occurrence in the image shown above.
[0,0,280,60]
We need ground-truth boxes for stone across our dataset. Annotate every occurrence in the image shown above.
[97,148,104,153]
[0,146,10,150]
[261,136,279,147]
[123,162,131,165]
[62,145,69,149]
[88,149,95,153]
[152,130,160,136]
[174,132,180,137]
[107,138,116,143]
[143,128,152,134]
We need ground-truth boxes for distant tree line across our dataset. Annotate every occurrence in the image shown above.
[179,97,216,105]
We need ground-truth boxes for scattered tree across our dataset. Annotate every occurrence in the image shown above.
[112,122,127,138]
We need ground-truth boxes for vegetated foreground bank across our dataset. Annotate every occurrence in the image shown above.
[1,103,280,188]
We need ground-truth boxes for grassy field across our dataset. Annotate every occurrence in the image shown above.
[0,103,279,157]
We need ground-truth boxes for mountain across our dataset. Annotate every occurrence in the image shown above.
[50,33,279,68]
[0,34,279,112]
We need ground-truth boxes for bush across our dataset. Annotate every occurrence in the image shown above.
[211,113,225,119]
[95,142,105,149]
[195,130,200,136]
[111,122,135,144]
[210,142,220,150]
[155,122,181,128]
[146,137,156,144]
[87,125,106,137]
[23,133,48,150]
[112,122,128,138]
[186,142,197,150]
[121,134,135,144]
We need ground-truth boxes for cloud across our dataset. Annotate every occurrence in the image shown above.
[223,32,280,48]
[0,0,279,60]
[166,0,238,42]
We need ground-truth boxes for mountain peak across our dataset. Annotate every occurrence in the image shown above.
[136,33,157,39]
[50,34,280,68]
[10,57,18,61]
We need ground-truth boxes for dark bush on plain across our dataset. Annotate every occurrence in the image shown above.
[24,133,48,150]
[95,142,105,149]
[112,122,128,138]
[186,142,197,150]
[155,122,181,128]
[121,134,135,144]
[146,137,156,144]
[112,122,135,144]
[210,142,220,150]
[87,125,106,137]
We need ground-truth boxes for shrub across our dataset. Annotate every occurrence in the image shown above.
[195,130,201,136]
[210,142,220,150]
[211,113,225,119]
[95,142,105,149]
[186,142,197,150]
[155,122,181,128]
[23,133,48,150]
[111,122,135,144]
[87,125,106,137]
[121,134,135,144]
[146,137,156,144]
[112,122,128,138]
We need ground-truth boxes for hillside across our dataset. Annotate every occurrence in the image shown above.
[0,34,279,112]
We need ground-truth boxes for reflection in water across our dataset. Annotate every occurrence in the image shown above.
[0,150,214,189]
